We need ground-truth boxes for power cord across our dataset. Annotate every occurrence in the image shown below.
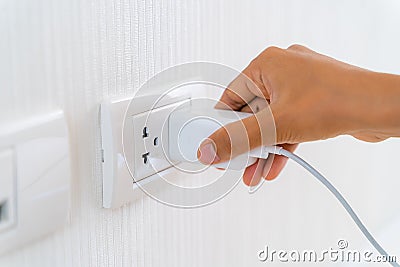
[255,146,399,267]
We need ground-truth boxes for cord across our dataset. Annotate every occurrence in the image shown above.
[267,147,398,267]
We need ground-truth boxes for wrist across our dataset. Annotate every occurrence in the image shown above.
[343,70,400,139]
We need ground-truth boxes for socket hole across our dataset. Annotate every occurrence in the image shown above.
[153,137,159,146]
[142,152,150,164]
[142,127,149,138]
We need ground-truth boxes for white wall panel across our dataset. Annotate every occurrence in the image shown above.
[1,0,400,266]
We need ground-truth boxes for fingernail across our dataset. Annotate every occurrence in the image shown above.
[198,141,220,165]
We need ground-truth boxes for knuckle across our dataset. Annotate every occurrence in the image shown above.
[262,46,284,57]
[244,59,260,78]
[287,44,305,51]
[224,89,244,107]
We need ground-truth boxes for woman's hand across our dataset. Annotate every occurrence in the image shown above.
[197,44,400,186]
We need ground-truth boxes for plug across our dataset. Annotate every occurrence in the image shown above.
[168,104,266,170]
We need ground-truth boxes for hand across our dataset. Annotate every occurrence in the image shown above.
[197,44,400,186]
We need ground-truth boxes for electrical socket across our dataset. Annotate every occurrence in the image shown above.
[131,101,188,181]
[100,92,191,208]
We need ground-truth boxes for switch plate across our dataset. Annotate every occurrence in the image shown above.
[0,149,15,233]
[0,111,70,254]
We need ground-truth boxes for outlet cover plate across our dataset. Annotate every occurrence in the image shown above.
[100,93,190,209]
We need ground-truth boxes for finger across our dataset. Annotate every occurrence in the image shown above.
[240,97,269,114]
[263,143,298,180]
[215,72,258,111]
[242,158,268,186]
[197,108,276,164]
[215,66,271,111]
[240,105,252,113]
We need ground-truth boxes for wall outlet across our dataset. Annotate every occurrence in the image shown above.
[131,101,187,181]
[100,93,191,208]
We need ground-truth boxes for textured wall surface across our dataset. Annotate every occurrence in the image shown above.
[1,0,400,266]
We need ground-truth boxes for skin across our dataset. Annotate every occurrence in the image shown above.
[197,44,400,186]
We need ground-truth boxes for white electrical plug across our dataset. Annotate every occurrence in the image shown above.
[168,104,276,170]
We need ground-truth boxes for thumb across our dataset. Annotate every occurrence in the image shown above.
[197,108,276,164]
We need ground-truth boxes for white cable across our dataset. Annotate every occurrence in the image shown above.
[265,147,399,267]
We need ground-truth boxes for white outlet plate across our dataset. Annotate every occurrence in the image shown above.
[100,93,191,209]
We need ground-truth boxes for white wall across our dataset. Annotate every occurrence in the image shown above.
[1,0,400,266]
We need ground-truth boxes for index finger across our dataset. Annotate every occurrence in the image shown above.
[215,70,258,111]
[215,65,271,111]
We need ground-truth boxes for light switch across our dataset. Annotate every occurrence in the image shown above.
[0,149,15,233]
[0,111,70,254]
